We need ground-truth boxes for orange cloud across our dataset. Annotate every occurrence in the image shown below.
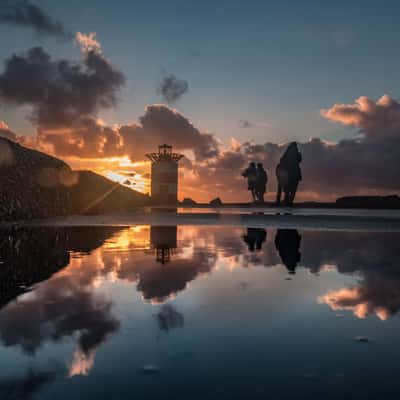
[75,32,101,53]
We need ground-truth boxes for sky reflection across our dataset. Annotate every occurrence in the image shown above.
[1,226,400,399]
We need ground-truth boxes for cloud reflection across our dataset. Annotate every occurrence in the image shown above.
[1,225,400,375]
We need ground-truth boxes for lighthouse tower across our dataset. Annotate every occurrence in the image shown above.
[146,144,183,205]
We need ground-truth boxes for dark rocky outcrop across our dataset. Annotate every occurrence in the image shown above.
[181,197,197,205]
[210,197,223,206]
[0,137,150,221]
[0,137,72,220]
[335,195,400,209]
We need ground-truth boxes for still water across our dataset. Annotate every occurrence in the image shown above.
[0,225,399,399]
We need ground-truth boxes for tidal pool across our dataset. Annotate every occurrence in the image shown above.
[0,225,399,399]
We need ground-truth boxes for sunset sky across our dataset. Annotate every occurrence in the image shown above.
[1,0,400,202]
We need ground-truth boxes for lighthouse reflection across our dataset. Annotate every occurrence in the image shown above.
[150,226,177,264]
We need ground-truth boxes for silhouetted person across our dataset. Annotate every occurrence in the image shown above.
[274,229,301,274]
[277,142,302,206]
[275,162,288,206]
[243,228,267,251]
[255,163,267,204]
[242,162,257,202]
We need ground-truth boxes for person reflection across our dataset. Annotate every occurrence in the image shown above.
[274,229,302,274]
[243,228,267,251]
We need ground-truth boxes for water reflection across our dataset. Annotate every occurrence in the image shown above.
[0,369,57,400]
[1,227,400,319]
[0,226,122,378]
[150,226,177,264]
[242,228,267,252]
[155,304,184,332]
[1,226,400,398]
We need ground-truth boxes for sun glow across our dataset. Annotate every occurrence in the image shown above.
[64,156,151,194]
[104,226,151,251]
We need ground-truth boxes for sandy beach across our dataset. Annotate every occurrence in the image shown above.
[15,207,400,231]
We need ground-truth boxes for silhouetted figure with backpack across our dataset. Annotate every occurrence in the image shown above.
[255,163,267,204]
[242,162,257,202]
[274,229,301,274]
[276,142,302,206]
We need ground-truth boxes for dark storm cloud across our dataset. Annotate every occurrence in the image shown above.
[0,0,68,38]
[157,72,188,103]
[0,42,125,128]
[37,116,124,158]
[38,104,220,162]
[135,104,218,160]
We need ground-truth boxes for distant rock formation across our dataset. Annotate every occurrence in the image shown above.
[181,197,197,205]
[0,137,150,221]
[210,197,222,206]
[335,195,400,209]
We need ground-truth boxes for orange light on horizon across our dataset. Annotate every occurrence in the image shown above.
[63,155,151,194]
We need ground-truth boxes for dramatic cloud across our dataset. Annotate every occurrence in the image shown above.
[185,95,400,201]
[131,104,218,160]
[0,40,125,129]
[0,0,68,37]
[38,104,220,162]
[321,95,400,140]
[157,72,189,103]
[1,28,399,203]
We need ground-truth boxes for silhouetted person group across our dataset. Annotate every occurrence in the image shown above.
[242,162,268,203]
[242,142,302,206]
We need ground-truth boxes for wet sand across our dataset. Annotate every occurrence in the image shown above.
[17,208,400,231]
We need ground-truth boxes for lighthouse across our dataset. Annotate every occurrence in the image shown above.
[146,144,183,205]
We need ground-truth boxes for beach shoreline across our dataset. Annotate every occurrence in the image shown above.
[5,208,400,232]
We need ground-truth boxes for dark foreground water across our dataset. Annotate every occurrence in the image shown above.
[0,225,400,399]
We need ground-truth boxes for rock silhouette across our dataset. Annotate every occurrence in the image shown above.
[0,137,149,220]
